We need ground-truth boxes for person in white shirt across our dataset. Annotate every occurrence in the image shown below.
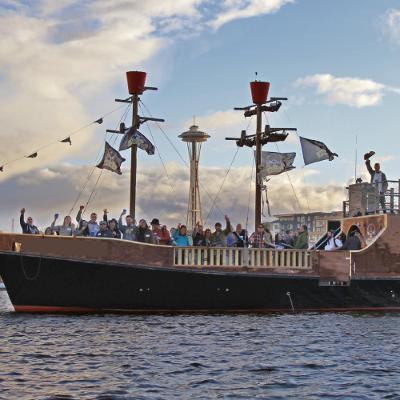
[324,230,343,251]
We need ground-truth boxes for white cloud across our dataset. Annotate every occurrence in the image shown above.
[0,0,292,180]
[0,163,344,232]
[381,8,400,44]
[295,74,400,108]
[210,0,294,30]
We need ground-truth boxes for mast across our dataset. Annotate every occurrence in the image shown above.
[227,77,296,229]
[130,94,138,218]
[255,103,262,228]
[109,71,164,220]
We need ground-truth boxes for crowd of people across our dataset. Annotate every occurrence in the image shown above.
[19,208,314,249]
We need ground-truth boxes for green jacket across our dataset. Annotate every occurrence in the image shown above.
[294,231,308,249]
[211,220,231,247]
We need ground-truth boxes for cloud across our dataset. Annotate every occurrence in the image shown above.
[0,0,293,180]
[0,0,209,180]
[209,0,294,30]
[295,74,400,108]
[0,163,345,233]
[381,8,400,44]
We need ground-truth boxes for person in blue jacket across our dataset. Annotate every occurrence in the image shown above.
[173,224,191,246]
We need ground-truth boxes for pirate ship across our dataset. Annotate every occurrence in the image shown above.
[0,71,400,313]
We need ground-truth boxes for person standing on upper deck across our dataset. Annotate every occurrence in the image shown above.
[365,151,388,213]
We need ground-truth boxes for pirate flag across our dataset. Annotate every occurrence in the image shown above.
[119,128,155,155]
[258,151,296,177]
[96,142,125,175]
[299,137,338,166]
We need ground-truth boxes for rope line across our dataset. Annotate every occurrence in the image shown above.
[141,100,226,219]
[282,109,311,212]
[0,103,127,170]
[204,147,240,225]
[245,152,255,233]
[263,111,304,213]
[68,104,130,215]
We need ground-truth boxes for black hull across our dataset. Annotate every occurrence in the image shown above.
[1,252,400,313]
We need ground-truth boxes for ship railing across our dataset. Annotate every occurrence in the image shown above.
[343,179,400,217]
[173,247,312,269]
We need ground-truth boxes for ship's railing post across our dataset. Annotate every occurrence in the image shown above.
[173,247,312,269]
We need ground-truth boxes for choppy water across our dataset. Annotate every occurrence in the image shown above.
[1,290,400,399]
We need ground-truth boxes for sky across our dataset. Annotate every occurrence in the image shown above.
[0,0,399,232]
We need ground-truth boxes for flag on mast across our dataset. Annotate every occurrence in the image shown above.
[299,137,338,165]
[119,128,155,155]
[96,142,125,175]
[257,151,296,177]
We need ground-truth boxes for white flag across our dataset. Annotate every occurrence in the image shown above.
[257,151,296,177]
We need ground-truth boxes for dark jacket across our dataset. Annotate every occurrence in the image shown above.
[96,229,113,238]
[342,235,361,250]
[20,214,39,234]
[135,227,155,244]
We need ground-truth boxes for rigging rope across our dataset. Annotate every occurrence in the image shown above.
[263,111,304,214]
[85,105,131,211]
[140,100,226,220]
[0,103,127,171]
[282,109,311,213]
[204,147,240,225]
[245,152,255,234]
[69,104,130,217]
[138,104,178,199]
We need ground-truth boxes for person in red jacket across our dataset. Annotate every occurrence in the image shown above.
[151,218,171,245]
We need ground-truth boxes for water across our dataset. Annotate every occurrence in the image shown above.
[1,290,400,399]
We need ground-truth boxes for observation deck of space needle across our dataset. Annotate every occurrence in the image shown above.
[225,72,297,229]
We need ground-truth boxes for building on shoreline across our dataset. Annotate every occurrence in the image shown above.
[268,211,342,246]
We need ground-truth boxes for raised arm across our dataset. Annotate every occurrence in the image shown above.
[365,159,374,176]
[76,205,84,223]
[20,208,27,230]
[223,215,232,235]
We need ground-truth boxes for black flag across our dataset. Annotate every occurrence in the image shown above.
[300,137,338,165]
[26,152,38,159]
[96,142,125,175]
[60,137,72,145]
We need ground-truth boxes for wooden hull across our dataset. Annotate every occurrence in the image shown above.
[1,252,400,313]
[0,214,400,313]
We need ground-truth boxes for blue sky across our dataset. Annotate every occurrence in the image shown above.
[0,0,399,231]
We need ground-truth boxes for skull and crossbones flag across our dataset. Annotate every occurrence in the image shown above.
[119,128,155,155]
[257,151,296,177]
[97,142,125,175]
[300,137,338,165]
